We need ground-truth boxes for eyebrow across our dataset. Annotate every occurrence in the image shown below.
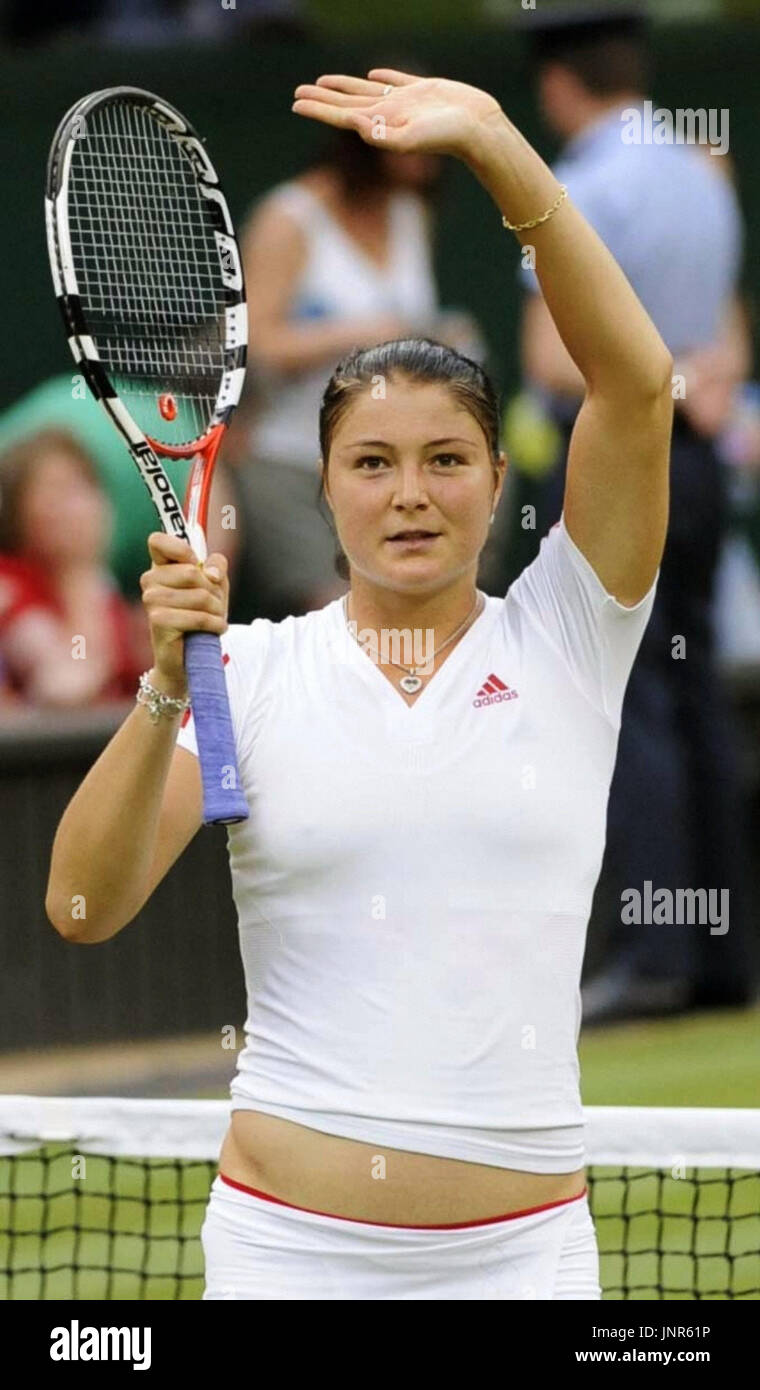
[343,437,478,449]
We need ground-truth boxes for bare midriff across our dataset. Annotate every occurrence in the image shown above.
[220,1111,586,1225]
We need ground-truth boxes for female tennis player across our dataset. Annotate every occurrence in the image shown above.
[46,69,673,1300]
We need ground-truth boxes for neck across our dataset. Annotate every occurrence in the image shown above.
[566,91,643,141]
[346,572,480,646]
[317,168,391,217]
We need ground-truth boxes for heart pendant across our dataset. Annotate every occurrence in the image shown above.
[400,674,423,694]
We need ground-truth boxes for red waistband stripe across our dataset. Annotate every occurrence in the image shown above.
[218,1172,587,1230]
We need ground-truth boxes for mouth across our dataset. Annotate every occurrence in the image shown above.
[387,530,441,544]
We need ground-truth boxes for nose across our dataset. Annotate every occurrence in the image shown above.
[391,461,430,512]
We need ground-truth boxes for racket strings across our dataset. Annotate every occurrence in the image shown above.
[66,100,228,443]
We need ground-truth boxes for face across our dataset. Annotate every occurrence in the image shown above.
[379,149,442,191]
[537,65,587,140]
[322,377,506,597]
[19,450,110,564]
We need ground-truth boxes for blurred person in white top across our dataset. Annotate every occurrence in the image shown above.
[236,122,485,619]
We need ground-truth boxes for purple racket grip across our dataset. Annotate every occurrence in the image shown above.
[184,631,249,825]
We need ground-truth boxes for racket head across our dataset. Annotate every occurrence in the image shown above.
[45,89,250,828]
[45,87,247,457]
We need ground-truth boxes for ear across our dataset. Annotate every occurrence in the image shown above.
[320,458,334,514]
[492,450,508,513]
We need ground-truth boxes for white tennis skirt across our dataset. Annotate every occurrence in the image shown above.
[201,1174,602,1301]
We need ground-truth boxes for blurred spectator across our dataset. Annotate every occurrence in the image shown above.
[0,0,305,46]
[184,0,305,40]
[516,5,757,1020]
[0,376,240,602]
[96,0,306,45]
[713,378,760,668]
[0,650,16,706]
[0,429,151,709]
[235,127,486,621]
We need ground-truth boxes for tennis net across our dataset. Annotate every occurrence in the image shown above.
[1,1098,758,1300]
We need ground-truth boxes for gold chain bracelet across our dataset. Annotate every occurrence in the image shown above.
[502,184,568,233]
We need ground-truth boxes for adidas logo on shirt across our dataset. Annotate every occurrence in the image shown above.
[473,673,519,708]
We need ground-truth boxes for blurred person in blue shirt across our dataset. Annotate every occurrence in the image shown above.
[516,4,756,1021]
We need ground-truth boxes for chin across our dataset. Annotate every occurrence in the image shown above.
[381,561,455,594]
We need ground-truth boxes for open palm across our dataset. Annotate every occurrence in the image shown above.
[292,67,503,161]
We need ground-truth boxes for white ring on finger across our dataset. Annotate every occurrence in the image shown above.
[382,84,394,96]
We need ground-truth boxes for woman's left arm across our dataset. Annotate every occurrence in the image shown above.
[466,115,673,607]
[293,70,674,607]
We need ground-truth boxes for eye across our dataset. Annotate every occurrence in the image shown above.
[432,453,465,467]
[355,455,389,471]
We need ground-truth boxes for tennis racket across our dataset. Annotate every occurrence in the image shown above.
[45,86,249,826]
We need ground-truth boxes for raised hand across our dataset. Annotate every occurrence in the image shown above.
[292,67,504,162]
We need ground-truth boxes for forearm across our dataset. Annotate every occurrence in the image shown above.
[46,671,186,942]
[466,113,673,397]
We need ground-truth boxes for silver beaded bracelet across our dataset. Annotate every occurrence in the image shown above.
[136,670,191,724]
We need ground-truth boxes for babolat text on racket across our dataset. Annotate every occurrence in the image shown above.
[45,87,248,825]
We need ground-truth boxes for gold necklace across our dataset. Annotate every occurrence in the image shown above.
[343,592,482,694]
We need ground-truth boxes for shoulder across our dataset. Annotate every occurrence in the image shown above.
[499,519,657,728]
[675,147,742,219]
[243,180,312,253]
[298,169,334,201]
[505,516,658,630]
[220,616,275,675]
[222,601,341,681]
[555,146,637,225]
[560,135,736,209]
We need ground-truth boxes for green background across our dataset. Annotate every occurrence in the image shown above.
[1,18,758,592]
[2,20,758,409]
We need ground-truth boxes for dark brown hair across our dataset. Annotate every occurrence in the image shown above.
[536,35,648,98]
[317,338,501,580]
[0,428,101,552]
[306,126,444,204]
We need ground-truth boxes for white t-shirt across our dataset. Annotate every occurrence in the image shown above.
[176,515,657,1172]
